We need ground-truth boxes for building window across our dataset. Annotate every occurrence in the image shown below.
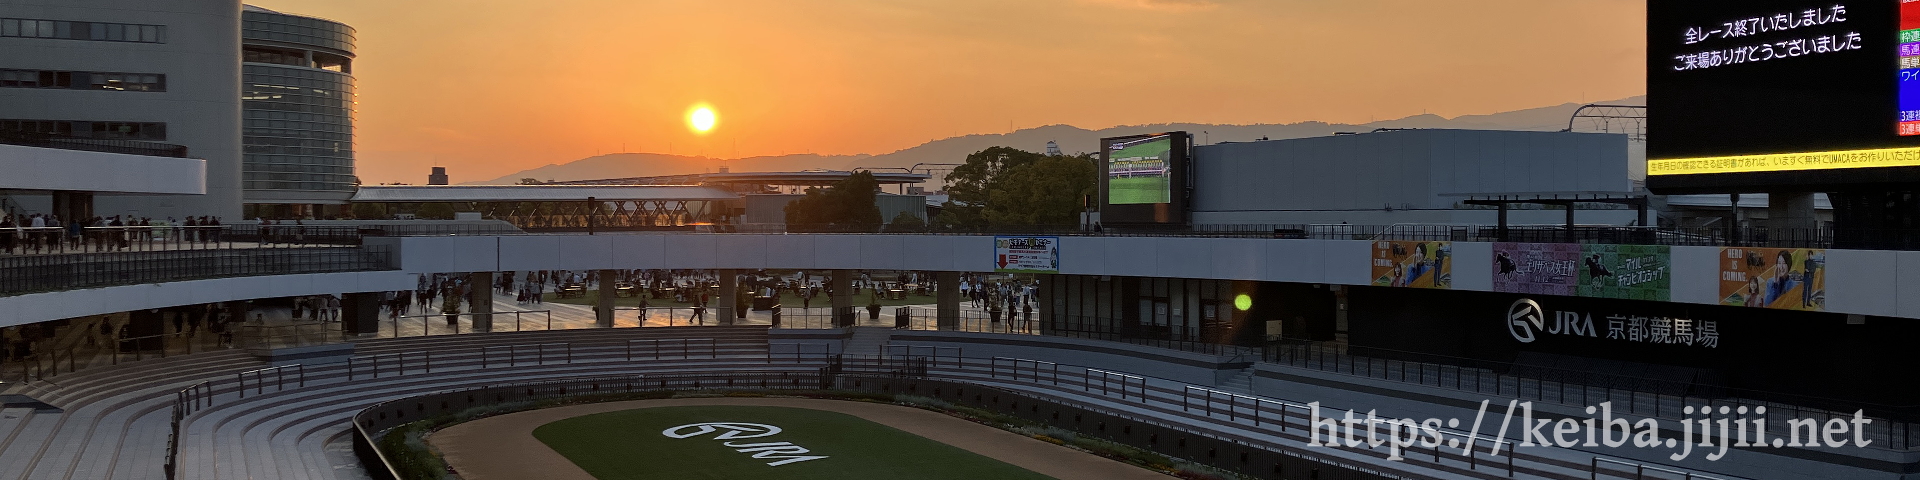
[1,18,164,43]
[0,119,166,141]
[0,69,164,91]
[243,46,308,67]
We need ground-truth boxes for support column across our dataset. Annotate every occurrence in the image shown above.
[51,191,93,225]
[936,271,960,330]
[830,269,853,328]
[596,269,616,328]
[1768,192,1820,232]
[717,269,738,326]
[1562,201,1576,243]
[1729,193,1743,245]
[341,292,381,336]
[1496,203,1510,242]
[468,272,493,332]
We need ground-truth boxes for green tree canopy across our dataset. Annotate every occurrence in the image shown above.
[350,202,386,219]
[935,146,1096,228]
[416,202,456,220]
[886,210,927,232]
[784,171,883,232]
[984,154,1097,225]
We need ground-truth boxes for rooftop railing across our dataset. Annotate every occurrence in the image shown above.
[2,219,1902,250]
[367,221,1919,250]
[0,245,395,296]
[0,131,190,158]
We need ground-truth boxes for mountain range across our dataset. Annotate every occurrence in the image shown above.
[473,95,1646,185]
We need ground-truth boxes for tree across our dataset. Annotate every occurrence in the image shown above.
[784,171,883,232]
[416,202,456,220]
[350,202,386,220]
[984,154,1097,226]
[886,211,926,232]
[934,146,1097,228]
[936,147,1042,229]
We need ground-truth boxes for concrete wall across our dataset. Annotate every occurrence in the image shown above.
[0,270,415,329]
[0,0,245,219]
[0,143,205,194]
[375,234,1920,319]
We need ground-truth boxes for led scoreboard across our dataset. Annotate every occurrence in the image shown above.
[1903,0,1920,135]
[1649,1,1920,192]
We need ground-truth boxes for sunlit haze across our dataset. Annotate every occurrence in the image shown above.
[246,0,1648,184]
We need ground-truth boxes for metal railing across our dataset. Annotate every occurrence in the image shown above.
[0,131,190,157]
[386,310,554,337]
[0,245,394,296]
[238,322,344,350]
[0,224,368,257]
[349,221,1920,250]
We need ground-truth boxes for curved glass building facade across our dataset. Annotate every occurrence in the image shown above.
[239,6,356,219]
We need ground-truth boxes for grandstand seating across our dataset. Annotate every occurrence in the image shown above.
[0,325,1767,480]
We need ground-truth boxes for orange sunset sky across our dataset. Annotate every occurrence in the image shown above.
[247,0,1648,184]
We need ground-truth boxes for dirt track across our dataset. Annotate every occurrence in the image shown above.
[429,397,1170,480]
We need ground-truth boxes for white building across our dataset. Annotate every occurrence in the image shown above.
[0,0,244,220]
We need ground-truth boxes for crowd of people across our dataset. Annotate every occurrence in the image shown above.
[351,269,1044,330]
[961,273,1039,323]
[1,302,243,365]
[0,213,226,254]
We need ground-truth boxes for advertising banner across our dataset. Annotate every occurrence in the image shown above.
[1371,241,1451,289]
[993,236,1060,274]
[1718,247,1826,311]
[1578,244,1672,301]
[1491,243,1579,296]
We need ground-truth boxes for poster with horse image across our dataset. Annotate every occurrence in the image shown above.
[1490,243,1580,296]
[1718,247,1825,311]
[1372,241,1451,289]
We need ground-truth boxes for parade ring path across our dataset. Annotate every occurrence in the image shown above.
[429,397,1169,480]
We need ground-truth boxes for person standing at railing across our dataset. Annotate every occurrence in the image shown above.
[325,295,341,322]
[442,294,461,326]
[1,215,15,255]
[26,214,45,253]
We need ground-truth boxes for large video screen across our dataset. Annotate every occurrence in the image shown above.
[1099,132,1188,224]
[1106,134,1174,204]
[1647,1,1920,193]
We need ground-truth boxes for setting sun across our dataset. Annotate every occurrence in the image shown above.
[688,106,717,134]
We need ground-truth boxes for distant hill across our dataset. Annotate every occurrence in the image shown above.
[476,96,1645,185]
[471,153,869,185]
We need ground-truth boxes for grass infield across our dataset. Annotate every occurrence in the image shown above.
[1108,177,1171,204]
[532,405,1056,480]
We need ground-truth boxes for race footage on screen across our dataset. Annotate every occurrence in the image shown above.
[1105,134,1173,205]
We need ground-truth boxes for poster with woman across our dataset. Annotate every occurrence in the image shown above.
[1371,241,1451,289]
[1718,247,1826,311]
